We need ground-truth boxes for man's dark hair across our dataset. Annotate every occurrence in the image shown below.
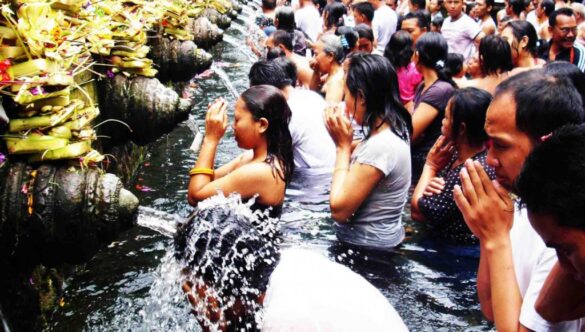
[540,0,555,16]
[266,46,286,60]
[262,0,277,9]
[479,35,513,75]
[410,0,427,10]
[272,29,294,51]
[384,30,414,69]
[494,70,585,142]
[450,87,492,147]
[402,10,431,30]
[352,2,375,22]
[509,0,527,16]
[516,124,585,231]
[544,61,585,109]
[273,57,298,87]
[249,59,293,89]
[485,0,495,8]
[355,23,374,41]
[549,7,575,27]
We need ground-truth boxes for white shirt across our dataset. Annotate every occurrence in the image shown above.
[441,14,482,60]
[511,208,584,331]
[526,11,541,33]
[372,4,398,55]
[262,248,409,331]
[287,89,336,169]
[295,6,322,42]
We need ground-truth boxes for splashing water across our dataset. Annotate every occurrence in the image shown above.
[0,303,11,332]
[174,193,282,332]
[211,63,240,99]
[137,206,182,238]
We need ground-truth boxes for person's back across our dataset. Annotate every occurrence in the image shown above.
[287,89,336,168]
[295,1,323,42]
[371,2,398,54]
[262,248,409,331]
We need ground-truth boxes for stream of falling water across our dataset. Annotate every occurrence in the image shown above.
[0,304,11,332]
[46,1,491,330]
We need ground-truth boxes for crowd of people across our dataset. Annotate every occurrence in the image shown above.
[183,0,585,329]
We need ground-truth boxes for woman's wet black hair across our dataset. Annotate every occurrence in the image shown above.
[449,87,492,147]
[479,35,513,75]
[351,2,375,22]
[516,124,585,231]
[323,2,346,29]
[505,20,538,57]
[495,69,585,142]
[544,61,585,110]
[240,85,295,183]
[345,53,412,142]
[354,23,374,41]
[445,53,464,77]
[275,6,296,31]
[384,30,414,70]
[335,26,359,52]
[415,32,457,87]
[410,0,427,11]
[174,195,282,330]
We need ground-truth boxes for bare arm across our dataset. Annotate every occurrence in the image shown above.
[412,102,440,142]
[324,105,384,222]
[536,262,585,322]
[411,135,454,221]
[477,244,494,321]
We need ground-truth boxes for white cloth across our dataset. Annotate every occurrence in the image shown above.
[287,89,336,169]
[295,6,322,42]
[441,14,482,60]
[372,5,398,55]
[526,11,541,34]
[262,248,409,331]
[511,208,584,331]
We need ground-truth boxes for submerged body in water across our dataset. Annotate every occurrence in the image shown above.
[174,193,408,331]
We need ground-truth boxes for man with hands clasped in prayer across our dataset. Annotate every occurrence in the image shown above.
[452,70,585,331]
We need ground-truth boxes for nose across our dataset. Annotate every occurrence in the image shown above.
[486,146,500,168]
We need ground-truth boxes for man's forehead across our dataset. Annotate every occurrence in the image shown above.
[485,94,517,133]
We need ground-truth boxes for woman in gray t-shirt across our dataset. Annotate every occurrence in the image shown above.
[325,53,412,250]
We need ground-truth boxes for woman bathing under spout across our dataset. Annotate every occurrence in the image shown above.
[187,85,294,218]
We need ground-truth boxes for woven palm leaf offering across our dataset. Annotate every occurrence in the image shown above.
[0,1,104,164]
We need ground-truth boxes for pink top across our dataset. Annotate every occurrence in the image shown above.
[397,62,423,105]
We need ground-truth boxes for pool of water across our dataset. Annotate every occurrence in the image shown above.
[45,5,492,331]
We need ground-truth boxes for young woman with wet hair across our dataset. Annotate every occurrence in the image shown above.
[411,88,496,244]
[411,32,457,181]
[325,53,412,250]
[384,30,423,112]
[187,85,294,218]
[322,2,347,36]
[501,20,546,71]
[309,34,348,102]
[457,35,513,95]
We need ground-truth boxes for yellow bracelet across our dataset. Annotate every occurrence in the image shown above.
[189,167,214,176]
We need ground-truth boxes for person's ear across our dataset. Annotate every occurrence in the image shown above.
[258,117,269,134]
[519,35,529,50]
[278,44,287,52]
[459,122,467,138]
[358,90,366,105]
